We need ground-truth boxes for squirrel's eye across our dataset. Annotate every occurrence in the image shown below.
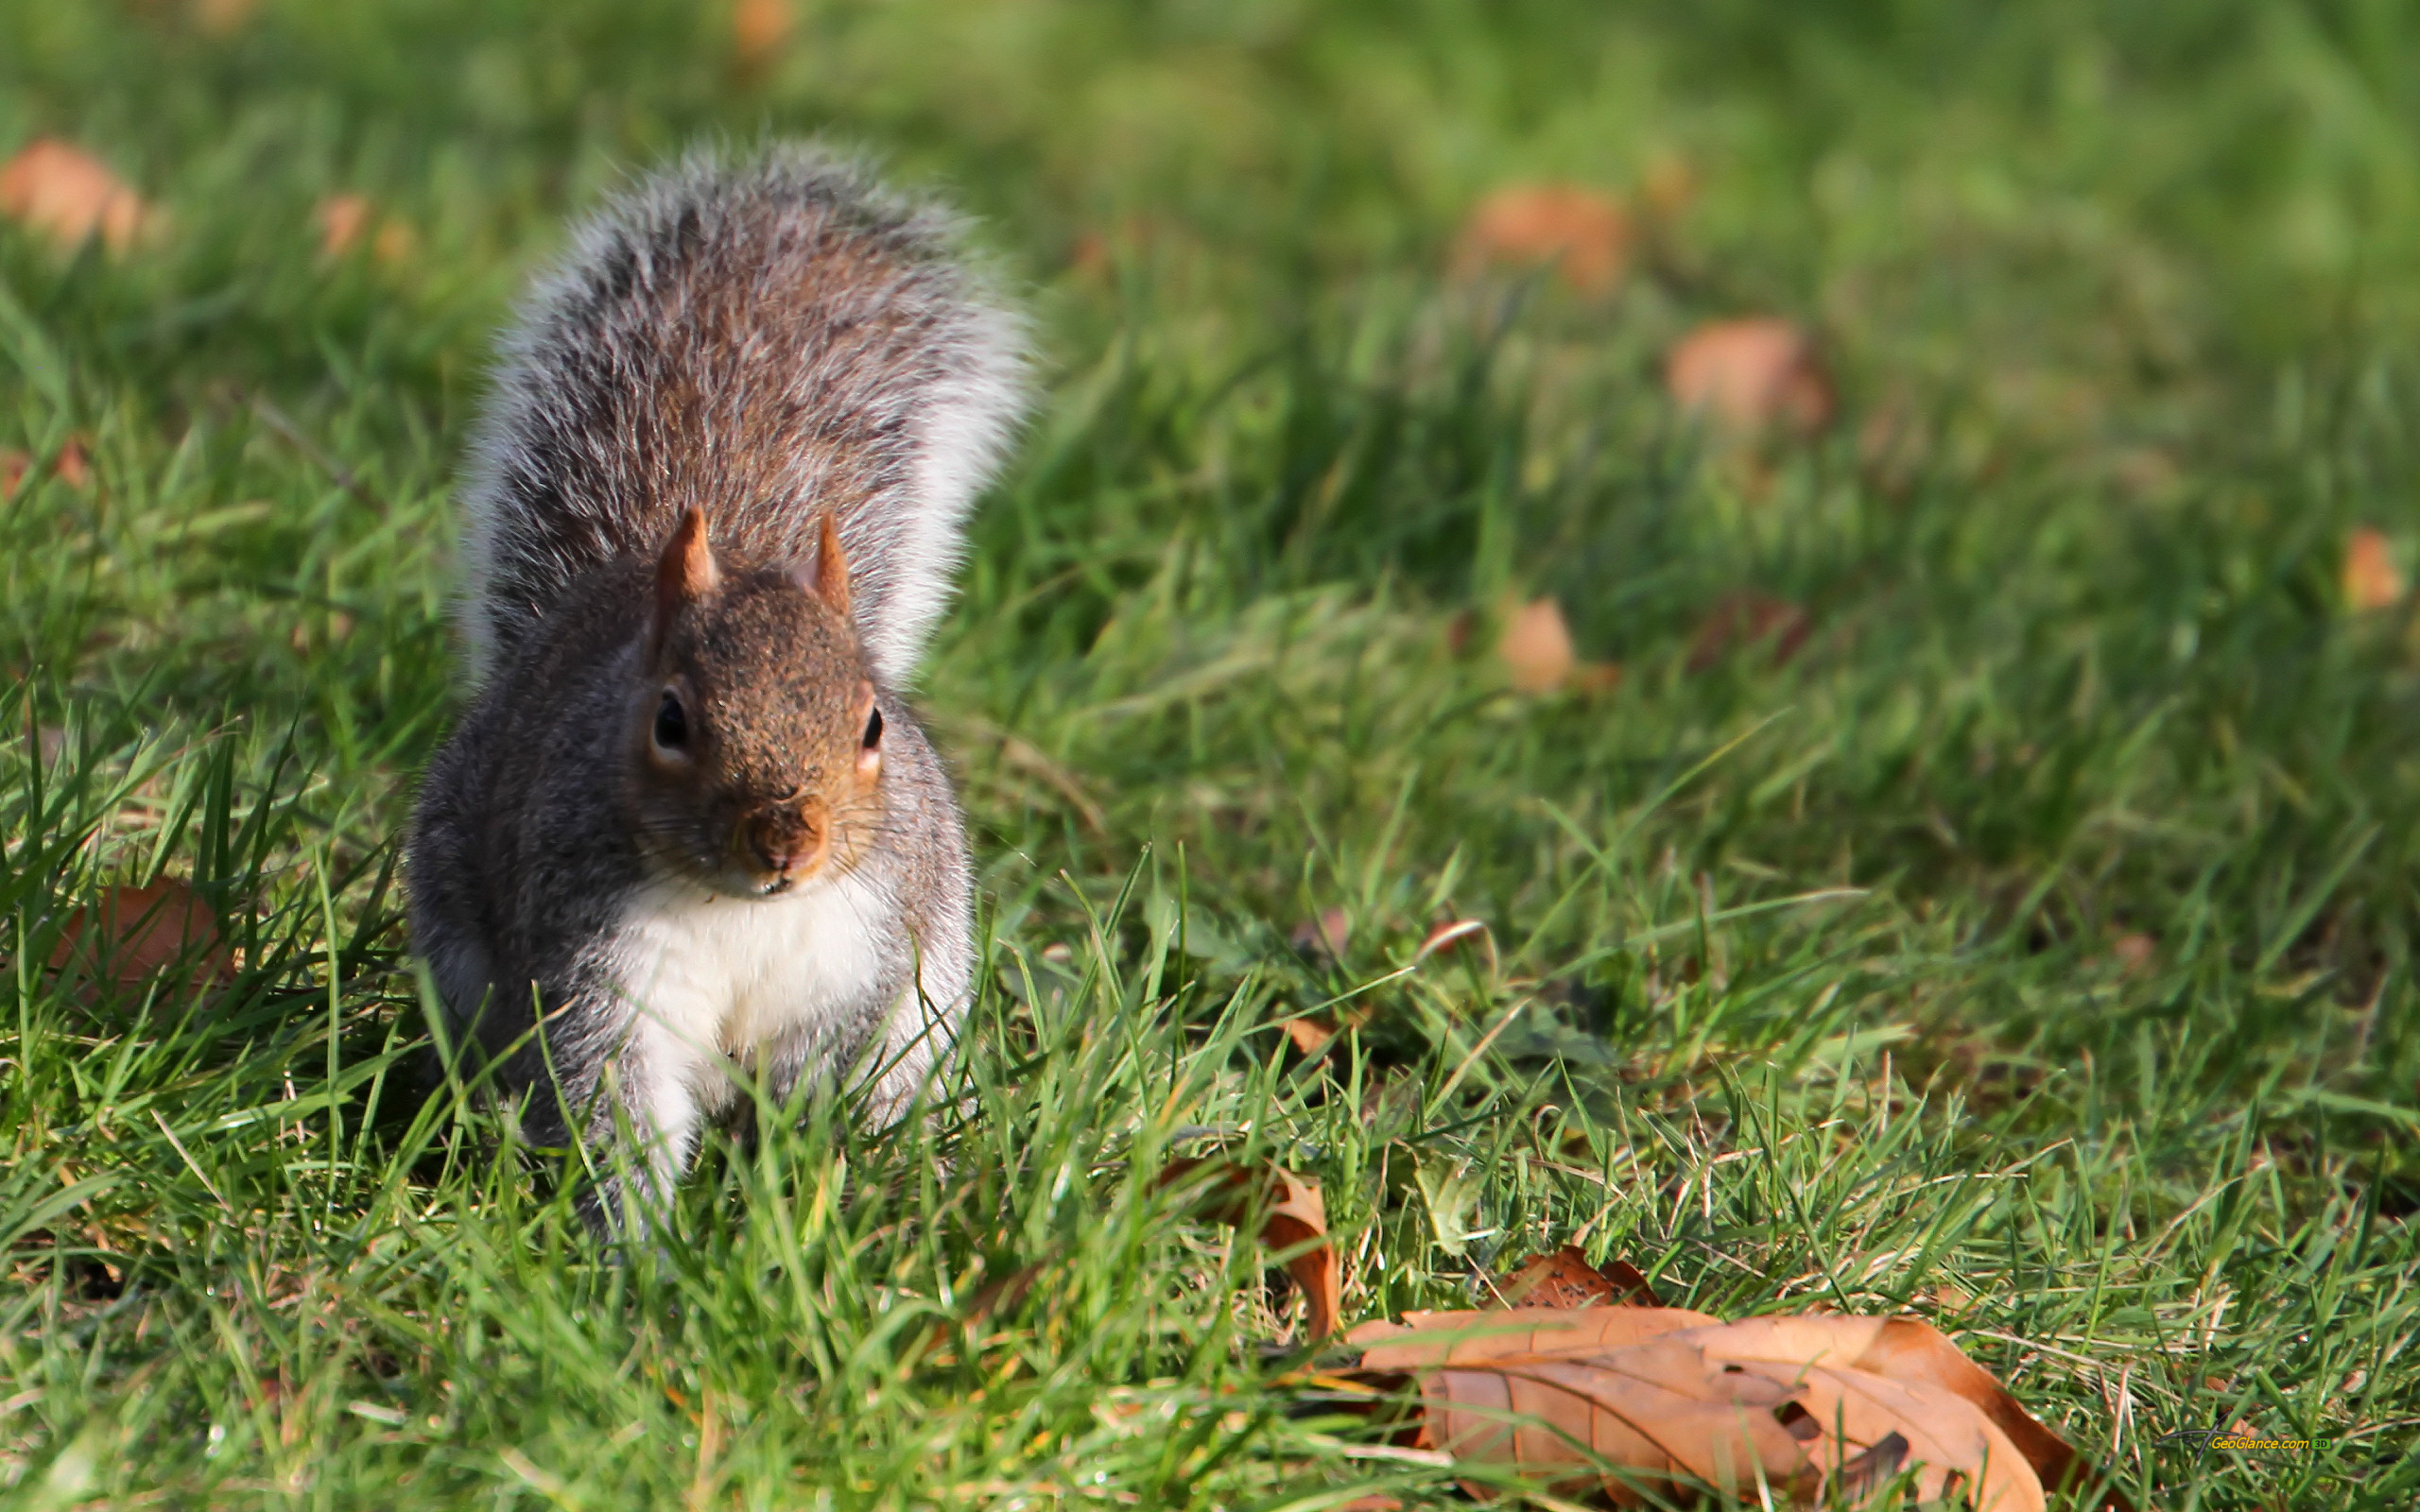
[861,704,884,751]
[653,690,689,751]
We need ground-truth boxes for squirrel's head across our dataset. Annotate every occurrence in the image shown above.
[629,507,886,898]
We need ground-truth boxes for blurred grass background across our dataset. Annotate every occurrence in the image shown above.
[4,1,2419,1506]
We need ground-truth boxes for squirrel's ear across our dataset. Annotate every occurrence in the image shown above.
[650,507,718,653]
[807,511,852,618]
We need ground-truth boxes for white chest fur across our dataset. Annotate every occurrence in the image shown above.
[608,870,892,1100]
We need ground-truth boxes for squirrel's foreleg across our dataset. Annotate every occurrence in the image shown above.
[527,1004,709,1240]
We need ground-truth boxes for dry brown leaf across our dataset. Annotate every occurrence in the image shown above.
[1164,1157,1340,1340]
[1496,598,1575,692]
[1281,1018,1337,1056]
[2343,527,2406,611]
[1409,1344,1820,1503]
[1291,906,1352,958]
[2109,933,2155,974]
[1841,1317,2129,1508]
[1686,592,1810,672]
[1348,1310,2127,1511]
[315,195,416,265]
[1666,318,1833,439]
[1350,1307,1720,1370]
[732,0,793,73]
[1496,1246,1663,1310]
[53,435,92,490]
[49,881,233,996]
[1411,918,1493,970]
[1596,1259,1661,1308]
[1453,184,1631,297]
[316,194,372,256]
[0,139,151,254]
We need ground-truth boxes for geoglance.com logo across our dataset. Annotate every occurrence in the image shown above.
[2157,1425,2312,1457]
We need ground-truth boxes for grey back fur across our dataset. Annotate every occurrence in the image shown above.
[458,145,1028,690]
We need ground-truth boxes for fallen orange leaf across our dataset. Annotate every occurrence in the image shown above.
[2109,933,2155,974]
[1496,1245,1662,1310]
[0,139,150,254]
[1164,1157,1340,1341]
[1350,1306,1720,1369]
[1345,1309,2130,1511]
[316,195,417,265]
[2343,527,2406,611]
[316,194,372,256]
[1290,906,1351,958]
[53,435,92,490]
[733,0,793,73]
[49,881,233,996]
[1411,918,1492,968]
[1452,184,1630,297]
[1666,318,1833,439]
[1496,598,1575,693]
[1281,1017,1337,1056]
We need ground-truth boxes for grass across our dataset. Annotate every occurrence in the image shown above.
[5,0,2420,1506]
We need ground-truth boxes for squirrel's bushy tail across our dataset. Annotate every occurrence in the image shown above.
[457,143,1028,688]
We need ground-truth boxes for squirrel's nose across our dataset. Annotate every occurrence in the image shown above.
[744,803,827,879]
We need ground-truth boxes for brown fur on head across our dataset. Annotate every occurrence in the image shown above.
[631,508,885,897]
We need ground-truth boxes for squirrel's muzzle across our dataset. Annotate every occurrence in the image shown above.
[741,801,829,888]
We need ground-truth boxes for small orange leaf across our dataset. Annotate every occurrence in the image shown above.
[1164,1157,1340,1340]
[1412,918,1491,966]
[1290,906,1351,958]
[1495,598,1574,693]
[1496,1245,1663,1309]
[1452,184,1630,297]
[1280,1018,1337,1056]
[315,194,372,256]
[2343,527,2406,611]
[316,195,416,266]
[53,435,92,490]
[1666,318,1833,438]
[1,449,27,498]
[0,139,150,254]
[733,0,792,72]
[2110,933,2155,974]
[49,881,233,996]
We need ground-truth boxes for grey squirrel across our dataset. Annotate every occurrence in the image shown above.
[406,146,1028,1229]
